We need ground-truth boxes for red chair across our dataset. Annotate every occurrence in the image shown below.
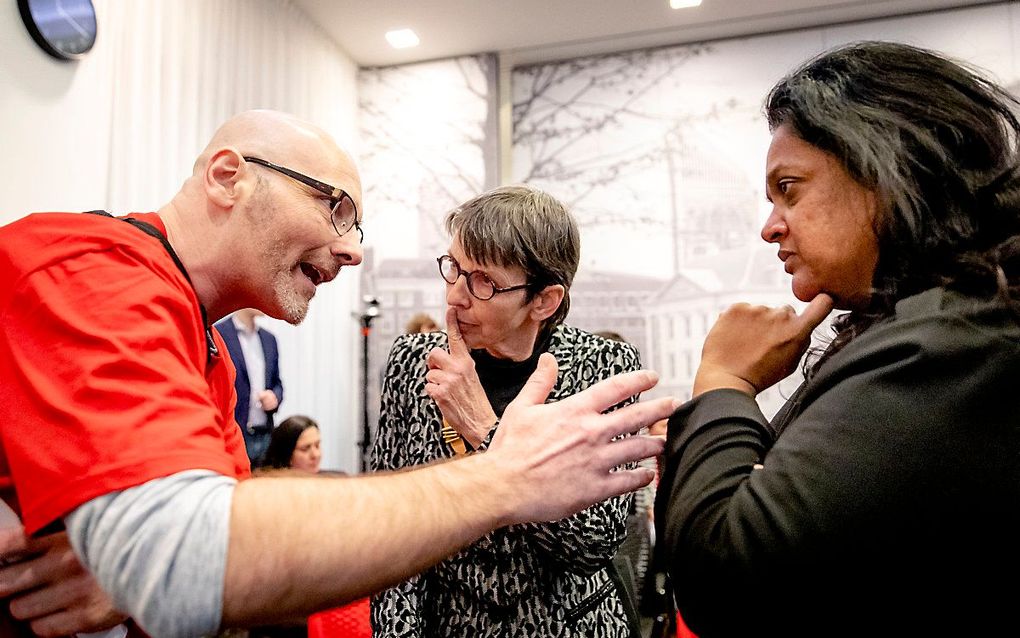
[676,611,698,638]
[308,597,372,638]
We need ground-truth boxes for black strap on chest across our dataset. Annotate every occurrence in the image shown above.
[83,210,219,363]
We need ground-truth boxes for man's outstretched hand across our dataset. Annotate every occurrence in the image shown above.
[489,353,675,524]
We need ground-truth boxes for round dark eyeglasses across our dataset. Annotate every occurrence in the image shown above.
[437,255,530,301]
[244,156,363,244]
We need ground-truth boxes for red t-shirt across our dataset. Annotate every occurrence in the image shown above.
[0,212,250,535]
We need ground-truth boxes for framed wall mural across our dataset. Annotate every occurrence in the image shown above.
[358,3,1020,436]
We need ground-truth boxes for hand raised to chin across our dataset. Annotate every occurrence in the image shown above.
[693,293,834,397]
[425,307,498,449]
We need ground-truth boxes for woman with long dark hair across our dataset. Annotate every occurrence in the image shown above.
[657,41,1020,637]
[262,415,321,473]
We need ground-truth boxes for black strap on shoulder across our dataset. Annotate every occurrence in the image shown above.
[84,210,219,363]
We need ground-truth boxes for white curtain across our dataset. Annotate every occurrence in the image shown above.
[2,0,363,471]
[99,0,359,211]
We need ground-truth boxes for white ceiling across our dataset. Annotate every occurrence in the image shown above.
[292,0,997,68]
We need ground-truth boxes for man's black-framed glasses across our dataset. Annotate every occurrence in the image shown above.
[243,156,363,243]
[437,255,530,301]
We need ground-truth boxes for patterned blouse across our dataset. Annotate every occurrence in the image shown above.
[369,324,641,637]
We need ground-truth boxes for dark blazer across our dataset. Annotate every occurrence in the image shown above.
[656,287,1020,637]
[214,318,283,430]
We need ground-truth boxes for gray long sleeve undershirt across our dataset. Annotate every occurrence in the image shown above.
[65,470,236,638]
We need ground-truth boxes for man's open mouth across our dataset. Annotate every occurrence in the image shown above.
[300,262,324,285]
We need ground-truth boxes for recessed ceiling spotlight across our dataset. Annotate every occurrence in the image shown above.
[670,0,702,8]
[385,28,420,49]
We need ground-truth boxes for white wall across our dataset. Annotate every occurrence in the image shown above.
[0,1,114,217]
[1,0,365,472]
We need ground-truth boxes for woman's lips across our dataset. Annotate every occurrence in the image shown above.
[778,250,795,273]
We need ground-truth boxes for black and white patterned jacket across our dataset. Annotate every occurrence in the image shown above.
[370,324,641,637]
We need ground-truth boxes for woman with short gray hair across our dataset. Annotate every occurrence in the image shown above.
[371,185,641,637]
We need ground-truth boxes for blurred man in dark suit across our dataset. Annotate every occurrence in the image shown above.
[216,308,283,467]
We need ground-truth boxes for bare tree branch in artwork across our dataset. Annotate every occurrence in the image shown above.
[513,43,760,272]
[359,54,497,250]
[513,45,709,189]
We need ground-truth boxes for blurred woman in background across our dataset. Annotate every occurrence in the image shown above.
[262,415,321,474]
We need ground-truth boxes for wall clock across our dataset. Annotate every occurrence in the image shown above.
[17,0,97,61]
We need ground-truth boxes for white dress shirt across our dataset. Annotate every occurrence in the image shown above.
[231,315,267,428]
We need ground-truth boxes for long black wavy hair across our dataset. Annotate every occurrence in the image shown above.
[765,41,1020,369]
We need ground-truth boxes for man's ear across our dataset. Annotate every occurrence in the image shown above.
[204,148,247,209]
[529,284,565,322]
